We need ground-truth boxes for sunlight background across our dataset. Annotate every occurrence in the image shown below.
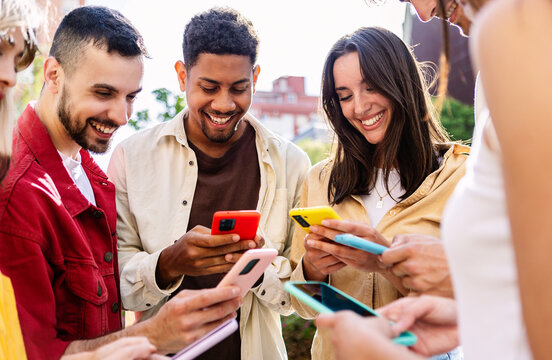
[81,0,408,168]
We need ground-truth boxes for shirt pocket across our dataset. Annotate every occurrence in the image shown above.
[60,262,109,339]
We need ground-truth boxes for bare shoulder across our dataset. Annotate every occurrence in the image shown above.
[473,0,552,61]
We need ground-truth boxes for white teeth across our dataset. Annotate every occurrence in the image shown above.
[208,114,232,125]
[361,111,384,126]
[446,0,458,19]
[90,120,116,134]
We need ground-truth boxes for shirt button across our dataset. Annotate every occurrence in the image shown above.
[189,161,194,166]
[104,252,113,263]
[97,282,102,297]
[389,210,396,216]
[111,302,119,313]
[146,303,151,307]
[92,210,103,219]
[281,301,286,306]
[182,200,188,206]
[261,290,266,296]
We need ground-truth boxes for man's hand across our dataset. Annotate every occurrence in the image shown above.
[156,225,264,288]
[378,295,459,356]
[144,286,242,354]
[381,234,453,297]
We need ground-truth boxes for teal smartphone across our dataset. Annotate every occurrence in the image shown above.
[285,281,417,346]
[334,234,388,255]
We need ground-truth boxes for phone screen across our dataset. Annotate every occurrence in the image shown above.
[293,283,375,317]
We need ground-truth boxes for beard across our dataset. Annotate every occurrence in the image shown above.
[57,87,116,154]
[200,111,241,144]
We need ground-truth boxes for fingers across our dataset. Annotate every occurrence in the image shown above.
[174,286,241,311]
[318,220,389,245]
[308,238,374,262]
[315,313,337,329]
[381,245,412,267]
[93,337,156,360]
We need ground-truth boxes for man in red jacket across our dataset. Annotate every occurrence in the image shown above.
[0,6,240,360]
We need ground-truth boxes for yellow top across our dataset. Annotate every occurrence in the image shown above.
[0,272,27,360]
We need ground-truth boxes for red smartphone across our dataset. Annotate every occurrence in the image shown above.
[217,248,278,297]
[211,210,261,240]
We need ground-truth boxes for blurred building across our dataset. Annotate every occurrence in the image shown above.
[250,76,324,140]
[403,7,475,105]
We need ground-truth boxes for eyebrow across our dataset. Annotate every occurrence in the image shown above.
[92,83,142,95]
[335,86,349,91]
[198,77,250,86]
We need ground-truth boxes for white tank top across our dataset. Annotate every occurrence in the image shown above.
[441,97,532,359]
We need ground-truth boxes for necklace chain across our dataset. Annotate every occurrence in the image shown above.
[373,179,401,209]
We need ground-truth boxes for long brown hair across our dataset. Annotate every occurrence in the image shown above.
[322,27,449,205]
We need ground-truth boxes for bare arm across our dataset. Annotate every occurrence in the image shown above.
[474,0,552,358]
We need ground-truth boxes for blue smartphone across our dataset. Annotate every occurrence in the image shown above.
[334,233,388,255]
[285,281,417,346]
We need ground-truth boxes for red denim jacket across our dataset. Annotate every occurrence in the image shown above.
[0,105,122,360]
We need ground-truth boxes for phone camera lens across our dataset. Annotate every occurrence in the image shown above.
[219,218,236,231]
[239,259,260,275]
[293,215,310,228]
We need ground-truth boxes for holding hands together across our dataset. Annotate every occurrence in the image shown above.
[156,225,264,288]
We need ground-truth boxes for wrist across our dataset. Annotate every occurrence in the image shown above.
[302,258,328,282]
[156,247,179,289]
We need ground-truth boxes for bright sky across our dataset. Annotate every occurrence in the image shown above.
[83,0,408,168]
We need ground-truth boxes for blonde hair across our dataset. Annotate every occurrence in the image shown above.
[0,0,44,179]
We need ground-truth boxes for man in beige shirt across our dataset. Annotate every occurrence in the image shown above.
[108,7,310,360]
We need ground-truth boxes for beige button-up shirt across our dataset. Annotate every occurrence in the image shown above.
[107,109,310,359]
[289,143,469,360]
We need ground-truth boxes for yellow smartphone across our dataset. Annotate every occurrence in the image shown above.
[289,206,342,233]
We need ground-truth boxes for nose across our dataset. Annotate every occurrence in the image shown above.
[0,58,17,89]
[108,98,131,127]
[353,93,371,118]
[211,91,236,114]
[409,0,438,21]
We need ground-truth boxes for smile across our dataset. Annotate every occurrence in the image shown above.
[89,119,117,134]
[360,110,384,126]
[206,112,233,125]
[445,0,459,20]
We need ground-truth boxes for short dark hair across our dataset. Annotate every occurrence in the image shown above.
[182,7,259,68]
[49,6,148,74]
[322,27,449,205]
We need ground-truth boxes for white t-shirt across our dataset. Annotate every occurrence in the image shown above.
[58,150,96,206]
[442,79,531,359]
[361,169,404,227]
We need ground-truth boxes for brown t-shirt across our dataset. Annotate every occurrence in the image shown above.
[176,124,260,360]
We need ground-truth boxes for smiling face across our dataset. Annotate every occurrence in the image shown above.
[333,51,394,145]
[55,45,143,153]
[0,30,25,100]
[408,0,474,36]
[177,53,258,147]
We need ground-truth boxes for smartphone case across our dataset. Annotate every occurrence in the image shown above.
[171,319,238,360]
[211,210,261,240]
[334,234,388,255]
[284,281,417,346]
[217,248,278,297]
[289,206,342,233]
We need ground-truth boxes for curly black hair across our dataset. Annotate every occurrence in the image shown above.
[182,7,259,68]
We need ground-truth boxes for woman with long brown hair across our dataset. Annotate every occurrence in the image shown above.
[289,26,468,360]
[315,0,552,358]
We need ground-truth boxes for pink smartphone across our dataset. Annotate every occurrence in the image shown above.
[217,248,278,297]
[170,319,238,359]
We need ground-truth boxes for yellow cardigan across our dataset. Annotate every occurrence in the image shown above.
[1,272,27,359]
[289,143,469,360]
